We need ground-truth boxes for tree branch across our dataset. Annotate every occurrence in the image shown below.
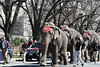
[0,14,5,26]
[11,2,23,27]
[0,25,4,31]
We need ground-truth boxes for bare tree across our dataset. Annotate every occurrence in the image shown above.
[61,0,100,33]
[21,0,70,40]
[0,0,25,41]
[21,0,100,41]
[50,0,100,34]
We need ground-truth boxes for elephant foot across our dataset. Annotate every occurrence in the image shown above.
[53,64,59,67]
[40,62,46,66]
[90,60,93,62]
[97,59,100,61]
[59,61,64,65]
[59,61,68,65]
[64,61,68,65]
[70,61,74,64]
[85,60,90,63]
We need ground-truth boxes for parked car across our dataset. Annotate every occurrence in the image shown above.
[0,48,13,63]
[26,42,42,61]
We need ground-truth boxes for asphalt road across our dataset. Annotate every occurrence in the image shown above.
[0,58,100,67]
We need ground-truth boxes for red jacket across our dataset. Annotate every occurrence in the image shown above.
[28,41,33,47]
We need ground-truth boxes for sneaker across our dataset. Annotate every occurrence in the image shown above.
[82,64,84,66]
[6,62,9,64]
[3,62,6,65]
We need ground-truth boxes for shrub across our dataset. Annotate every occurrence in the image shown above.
[11,37,25,46]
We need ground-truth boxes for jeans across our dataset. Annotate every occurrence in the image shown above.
[74,50,84,65]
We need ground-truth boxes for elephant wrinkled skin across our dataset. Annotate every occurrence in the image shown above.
[83,30,100,62]
[39,22,69,67]
[61,25,84,63]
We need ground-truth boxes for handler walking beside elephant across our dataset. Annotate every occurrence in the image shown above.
[89,40,99,63]
[73,37,84,67]
[81,41,86,61]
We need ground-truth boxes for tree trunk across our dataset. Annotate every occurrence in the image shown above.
[33,21,40,41]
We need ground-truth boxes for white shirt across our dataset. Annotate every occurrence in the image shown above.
[2,41,5,48]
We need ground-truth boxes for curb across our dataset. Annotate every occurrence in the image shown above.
[11,58,22,61]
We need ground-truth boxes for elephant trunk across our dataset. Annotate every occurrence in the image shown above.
[40,33,50,65]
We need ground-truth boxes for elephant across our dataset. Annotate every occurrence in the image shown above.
[61,25,84,64]
[84,30,100,45]
[83,30,100,61]
[39,22,69,67]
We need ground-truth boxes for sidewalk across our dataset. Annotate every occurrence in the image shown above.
[11,58,22,61]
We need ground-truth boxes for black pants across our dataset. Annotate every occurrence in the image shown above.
[2,49,7,62]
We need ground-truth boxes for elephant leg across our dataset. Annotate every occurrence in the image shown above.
[98,51,100,61]
[81,50,85,61]
[40,43,49,66]
[40,45,47,66]
[90,52,93,62]
[50,51,54,66]
[59,53,64,64]
[84,49,90,63]
[70,46,75,64]
[62,49,68,65]
[52,45,59,67]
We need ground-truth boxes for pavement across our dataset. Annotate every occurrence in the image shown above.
[0,58,100,67]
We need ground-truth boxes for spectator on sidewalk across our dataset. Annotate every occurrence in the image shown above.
[19,45,23,57]
[22,42,28,63]
[28,38,33,47]
[1,37,9,65]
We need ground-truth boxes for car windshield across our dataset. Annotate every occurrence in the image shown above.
[29,43,42,48]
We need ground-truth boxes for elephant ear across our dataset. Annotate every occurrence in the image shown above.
[49,28,55,35]
[49,26,60,40]
[69,30,74,39]
[54,27,60,40]
[70,34,74,39]
[54,30,59,40]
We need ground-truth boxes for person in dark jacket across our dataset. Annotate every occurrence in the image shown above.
[89,40,99,63]
[81,41,86,61]
[73,37,84,67]
[22,42,28,51]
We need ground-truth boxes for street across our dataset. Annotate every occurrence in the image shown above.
[0,58,100,67]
